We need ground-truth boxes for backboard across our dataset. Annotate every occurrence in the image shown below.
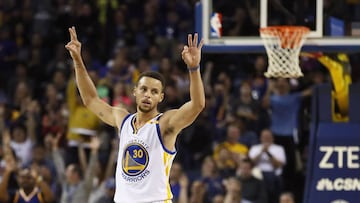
[196,0,360,53]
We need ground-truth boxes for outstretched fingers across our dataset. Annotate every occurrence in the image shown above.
[69,26,78,42]
[187,33,203,50]
[193,33,198,48]
[188,34,193,47]
[68,28,74,41]
[198,38,204,49]
[181,46,188,59]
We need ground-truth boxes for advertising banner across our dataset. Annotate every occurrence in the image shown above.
[305,123,360,203]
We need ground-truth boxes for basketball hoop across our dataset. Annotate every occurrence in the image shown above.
[260,26,310,78]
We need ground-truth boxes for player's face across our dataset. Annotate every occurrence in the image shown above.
[134,77,164,113]
[17,169,36,190]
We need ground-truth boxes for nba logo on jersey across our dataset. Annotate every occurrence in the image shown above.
[121,141,151,182]
[210,12,222,38]
[122,143,149,176]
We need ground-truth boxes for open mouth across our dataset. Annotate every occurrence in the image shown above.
[142,100,151,106]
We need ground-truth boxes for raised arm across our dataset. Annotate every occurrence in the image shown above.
[262,79,275,109]
[51,133,66,184]
[65,26,128,127]
[164,34,205,133]
[0,156,17,202]
[1,130,18,202]
[32,168,55,203]
[103,138,118,180]
[82,137,100,192]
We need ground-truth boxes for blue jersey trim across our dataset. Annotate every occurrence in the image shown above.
[156,115,176,155]
[119,114,132,137]
[130,115,137,134]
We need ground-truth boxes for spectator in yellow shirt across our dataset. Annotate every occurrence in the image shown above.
[213,123,248,175]
[66,76,100,165]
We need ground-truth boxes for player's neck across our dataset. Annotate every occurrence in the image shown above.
[136,111,159,124]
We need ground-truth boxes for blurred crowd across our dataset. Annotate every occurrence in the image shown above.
[0,1,360,203]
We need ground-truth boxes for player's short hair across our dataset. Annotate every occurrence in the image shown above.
[136,71,166,92]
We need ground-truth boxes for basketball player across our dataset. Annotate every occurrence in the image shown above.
[65,26,205,203]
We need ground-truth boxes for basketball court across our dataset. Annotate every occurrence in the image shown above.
[195,1,360,203]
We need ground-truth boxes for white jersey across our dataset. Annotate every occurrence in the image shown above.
[114,113,176,203]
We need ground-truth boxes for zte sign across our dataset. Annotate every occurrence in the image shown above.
[305,123,360,202]
[319,146,360,169]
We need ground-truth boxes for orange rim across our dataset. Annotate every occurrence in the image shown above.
[259,26,310,34]
[260,26,310,48]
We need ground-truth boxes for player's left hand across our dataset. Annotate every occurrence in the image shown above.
[65,26,82,61]
[182,33,204,68]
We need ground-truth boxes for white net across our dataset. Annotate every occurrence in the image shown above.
[260,26,310,78]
